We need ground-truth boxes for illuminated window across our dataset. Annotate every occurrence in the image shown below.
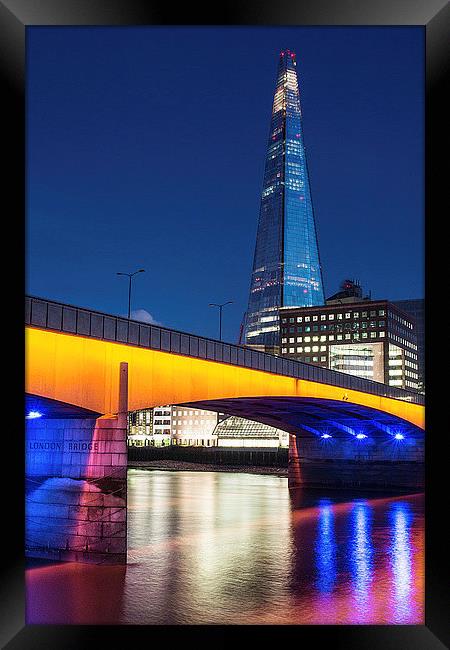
[313,315,318,321]
[297,317,303,323]
[354,312,359,318]
[320,345,326,351]
[321,314,326,320]
[345,312,351,319]
[337,313,343,320]
[305,316,310,322]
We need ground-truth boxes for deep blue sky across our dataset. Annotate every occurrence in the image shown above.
[27,26,424,342]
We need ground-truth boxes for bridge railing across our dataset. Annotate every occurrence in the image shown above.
[25,296,425,406]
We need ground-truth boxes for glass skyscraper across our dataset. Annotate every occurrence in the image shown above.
[243,49,325,350]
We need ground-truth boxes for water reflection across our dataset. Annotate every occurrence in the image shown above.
[26,470,424,625]
[390,501,412,622]
[350,501,373,616]
[315,500,336,594]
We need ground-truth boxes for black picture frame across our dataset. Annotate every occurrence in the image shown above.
[2,0,448,647]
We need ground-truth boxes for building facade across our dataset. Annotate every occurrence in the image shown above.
[127,405,219,447]
[214,416,289,448]
[392,298,425,392]
[279,299,419,390]
[243,49,325,352]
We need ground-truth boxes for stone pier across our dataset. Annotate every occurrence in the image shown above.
[26,414,128,564]
[25,362,129,564]
[288,430,424,491]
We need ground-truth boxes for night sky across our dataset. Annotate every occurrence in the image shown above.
[27,26,424,342]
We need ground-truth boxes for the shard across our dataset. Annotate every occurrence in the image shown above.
[243,49,325,351]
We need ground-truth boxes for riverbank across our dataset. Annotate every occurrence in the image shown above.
[128,460,288,477]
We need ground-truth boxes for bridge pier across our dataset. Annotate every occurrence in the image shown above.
[25,364,128,564]
[288,429,424,491]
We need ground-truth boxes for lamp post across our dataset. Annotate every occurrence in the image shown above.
[117,269,145,319]
[209,301,233,341]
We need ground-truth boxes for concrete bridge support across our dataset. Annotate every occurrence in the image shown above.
[25,364,128,564]
[288,429,424,491]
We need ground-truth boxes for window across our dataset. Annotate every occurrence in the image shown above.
[305,326,311,332]
[313,325,319,331]
[379,310,385,316]
[362,312,367,317]
[345,312,351,319]
[321,314,326,321]
[313,356,319,362]
[289,348,295,353]
[380,331,385,338]
[297,346,303,353]
[320,335,326,341]
[329,314,335,320]
[345,333,351,339]
[321,356,326,362]
[282,347,287,353]
[297,336,302,343]
[329,335,335,341]
[362,333,368,339]
[289,337,294,343]
[370,332,376,338]
[320,345,326,351]
[289,327,294,333]
[370,311,376,317]
[305,357,311,362]
[297,326,303,333]
[297,316,303,323]
[304,336,311,342]
[305,316,310,322]
[282,337,287,343]
[337,334,343,340]
[313,315,318,321]
[289,317,295,323]
[337,313,343,320]
[354,312,359,318]
[304,346,311,352]
[320,324,327,331]
[379,321,385,327]
[312,336,319,341]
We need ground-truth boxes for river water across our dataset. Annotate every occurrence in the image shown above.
[26,469,424,625]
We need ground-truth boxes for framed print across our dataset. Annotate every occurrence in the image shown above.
[1,0,448,647]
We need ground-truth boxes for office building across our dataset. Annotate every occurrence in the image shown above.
[279,297,419,390]
[392,298,425,392]
[243,49,325,352]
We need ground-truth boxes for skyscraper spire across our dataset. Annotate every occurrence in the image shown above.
[243,49,325,351]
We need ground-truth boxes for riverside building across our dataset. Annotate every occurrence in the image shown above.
[279,295,419,390]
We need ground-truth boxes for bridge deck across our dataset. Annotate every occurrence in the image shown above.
[25,296,424,406]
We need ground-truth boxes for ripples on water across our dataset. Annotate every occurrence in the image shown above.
[26,469,424,625]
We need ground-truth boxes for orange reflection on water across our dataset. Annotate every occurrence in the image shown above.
[26,471,424,625]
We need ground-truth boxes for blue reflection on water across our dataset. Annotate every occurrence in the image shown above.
[350,501,373,609]
[390,501,412,620]
[315,500,336,594]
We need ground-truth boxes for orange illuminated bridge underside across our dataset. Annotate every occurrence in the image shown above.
[25,327,425,431]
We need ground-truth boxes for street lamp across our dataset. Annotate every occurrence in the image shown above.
[117,269,145,319]
[209,301,233,341]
